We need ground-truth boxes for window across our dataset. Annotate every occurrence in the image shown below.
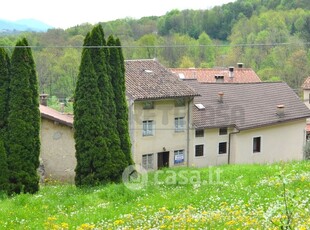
[195,129,204,137]
[174,150,185,164]
[219,142,227,154]
[219,127,228,135]
[142,154,153,169]
[142,120,154,136]
[195,145,204,157]
[175,98,185,107]
[143,101,154,109]
[253,137,261,153]
[175,117,185,132]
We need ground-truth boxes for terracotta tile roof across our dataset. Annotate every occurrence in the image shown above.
[170,67,261,83]
[125,59,199,101]
[185,80,310,130]
[302,77,310,89]
[40,105,73,127]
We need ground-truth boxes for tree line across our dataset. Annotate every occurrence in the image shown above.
[0,0,309,102]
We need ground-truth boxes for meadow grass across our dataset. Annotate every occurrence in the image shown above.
[0,160,309,229]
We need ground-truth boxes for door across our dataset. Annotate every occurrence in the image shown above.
[157,151,169,169]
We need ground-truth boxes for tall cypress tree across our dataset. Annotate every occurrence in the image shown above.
[0,140,8,193]
[0,48,10,194]
[7,39,40,194]
[74,36,110,186]
[88,25,127,182]
[107,36,133,165]
[0,48,10,135]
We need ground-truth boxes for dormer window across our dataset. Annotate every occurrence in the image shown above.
[143,101,154,109]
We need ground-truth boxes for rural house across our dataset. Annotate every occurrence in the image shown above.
[185,80,310,167]
[40,104,75,182]
[125,59,199,170]
[39,59,310,181]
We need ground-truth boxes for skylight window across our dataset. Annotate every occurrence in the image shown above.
[144,69,153,73]
[195,103,205,110]
[178,73,185,79]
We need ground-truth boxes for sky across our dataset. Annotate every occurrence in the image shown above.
[1,0,235,29]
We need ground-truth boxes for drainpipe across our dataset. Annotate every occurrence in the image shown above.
[228,126,240,164]
[186,97,194,167]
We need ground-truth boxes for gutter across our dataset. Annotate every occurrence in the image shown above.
[228,126,240,164]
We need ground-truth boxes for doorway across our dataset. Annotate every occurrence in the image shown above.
[157,151,169,169]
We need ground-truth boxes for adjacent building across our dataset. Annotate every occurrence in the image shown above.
[125,59,198,170]
[186,80,310,166]
[170,63,261,83]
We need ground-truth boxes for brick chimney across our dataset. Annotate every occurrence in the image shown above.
[218,92,224,103]
[277,105,285,117]
[229,66,234,79]
[39,94,48,106]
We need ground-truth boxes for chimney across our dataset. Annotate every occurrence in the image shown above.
[276,105,285,117]
[237,63,244,68]
[218,92,224,103]
[215,75,224,83]
[229,66,234,79]
[39,94,48,106]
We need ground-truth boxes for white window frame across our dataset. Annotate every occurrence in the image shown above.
[195,144,204,157]
[195,129,204,137]
[142,153,153,170]
[142,120,154,136]
[175,117,185,132]
[218,142,227,155]
[174,149,185,164]
[253,136,262,153]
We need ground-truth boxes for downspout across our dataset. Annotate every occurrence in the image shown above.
[228,126,240,164]
[186,97,194,167]
[128,98,135,161]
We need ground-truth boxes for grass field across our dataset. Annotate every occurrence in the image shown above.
[0,160,309,229]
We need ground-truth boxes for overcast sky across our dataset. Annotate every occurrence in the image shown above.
[1,0,235,29]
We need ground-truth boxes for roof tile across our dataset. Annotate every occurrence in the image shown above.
[125,59,199,100]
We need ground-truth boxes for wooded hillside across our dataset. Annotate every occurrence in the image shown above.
[0,0,309,100]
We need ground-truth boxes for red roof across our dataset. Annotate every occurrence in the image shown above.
[302,77,310,89]
[40,105,73,127]
[170,67,261,83]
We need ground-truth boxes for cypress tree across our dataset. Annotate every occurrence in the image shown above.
[0,48,10,194]
[0,48,10,133]
[88,25,127,182]
[74,36,110,186]
[0,140,8,193]
[107,36,133,165]
[7,39,40,194]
